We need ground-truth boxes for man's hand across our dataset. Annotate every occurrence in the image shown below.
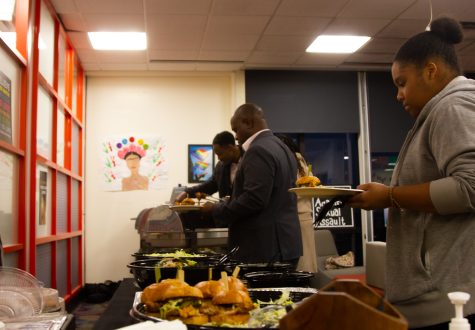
[175,191,187,203]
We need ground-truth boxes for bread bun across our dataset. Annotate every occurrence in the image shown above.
[141,279,203,304]
[161,282,203,301]
[141,279,208,324]
[210,312,251,325]
[238,290,254,309]
[212,289,245,305]
[296,176,321,187]
[195,280,226,298]
[226,277,248,292]
[180,198,195,205]
[212,289,253,310]
[181,314,209,325]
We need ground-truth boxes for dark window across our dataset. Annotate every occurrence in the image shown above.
[278,132,363,265]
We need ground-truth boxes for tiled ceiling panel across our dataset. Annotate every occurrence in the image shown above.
[205,16,270,36]
[58,13,87,32]
[275,0,349,17]
[149,49,199,61]
[247,51,301,65]
[337,0,416,19]
[47,0,475,72]
[375,19,428,38]
[145,0,212,15]
[84,14,145,31]
[323,18,391,36]
[362,38,406,54]
[256,35,316,52]
[198,50,249,61]
[201,34,261,52]
[400,0,475,21]
[211,0,280,16]
[75,0,144,14]
[264,16,331,36]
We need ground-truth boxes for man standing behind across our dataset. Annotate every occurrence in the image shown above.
[204,103,303,264]
[176,131,241,202]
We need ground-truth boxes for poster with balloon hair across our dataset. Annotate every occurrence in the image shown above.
[100,136,168,191]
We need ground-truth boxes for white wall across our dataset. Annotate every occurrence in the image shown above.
[84,71,245,283]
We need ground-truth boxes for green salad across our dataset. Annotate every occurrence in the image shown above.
[145,249,206,258]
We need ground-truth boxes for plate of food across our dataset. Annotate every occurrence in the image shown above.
[169,204,203,212]
[289,186,363,197]
[289,175,363,197]
[130,271,317,329]
[138,249,209,259]
[169,196,207,212]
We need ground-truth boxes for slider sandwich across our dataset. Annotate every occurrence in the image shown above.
[141,278,208,325]
[195,271,255,325]
[180,197,195,205]
[296,175,321,187]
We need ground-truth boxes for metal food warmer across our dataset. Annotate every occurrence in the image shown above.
[133,204,228,254]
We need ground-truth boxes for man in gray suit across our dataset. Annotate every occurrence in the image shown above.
[204,103,303,264]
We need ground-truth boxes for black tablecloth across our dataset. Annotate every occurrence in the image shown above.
[92,273,331,330]
[93,278,140,330]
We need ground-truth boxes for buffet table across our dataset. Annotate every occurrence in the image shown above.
[93,274,332,329]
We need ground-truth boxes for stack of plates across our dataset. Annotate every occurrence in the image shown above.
[0,267,43,321]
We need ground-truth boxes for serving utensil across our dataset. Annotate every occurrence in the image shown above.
[216,246,239,266]
[205,195,229,203]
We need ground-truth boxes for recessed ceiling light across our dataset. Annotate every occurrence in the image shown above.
[306,35,371,54]
[0,0,15,21]
[88,32,147,50]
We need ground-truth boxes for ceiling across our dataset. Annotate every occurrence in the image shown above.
[50,0,475,72]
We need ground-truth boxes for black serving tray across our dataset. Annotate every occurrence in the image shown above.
[243,271,314,288]
[127,258,237,289]
[130,287,317,329]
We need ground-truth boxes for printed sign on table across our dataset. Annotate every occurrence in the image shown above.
[313,185,355,229]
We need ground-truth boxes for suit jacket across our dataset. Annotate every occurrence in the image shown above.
[213,131,303,263]
[186,161,233,198]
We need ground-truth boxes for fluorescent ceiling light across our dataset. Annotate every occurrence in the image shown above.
[0,0,15,21]
[88,32,147,50]
[306,35,371,54]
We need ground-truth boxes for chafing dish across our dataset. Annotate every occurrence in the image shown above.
[133,205,228,252]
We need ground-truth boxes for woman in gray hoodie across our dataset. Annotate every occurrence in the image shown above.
[348,17,475,329]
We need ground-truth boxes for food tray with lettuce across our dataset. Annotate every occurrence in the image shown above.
[131,287,317,329]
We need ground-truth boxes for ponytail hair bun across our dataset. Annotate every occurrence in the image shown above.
[430,17,463,45]
[394,16,463,74]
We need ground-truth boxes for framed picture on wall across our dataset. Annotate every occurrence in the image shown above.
[188,144,214,183]
[39,171,48,225]
[0,71,12,144]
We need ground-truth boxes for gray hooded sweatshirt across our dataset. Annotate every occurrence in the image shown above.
[387,76,475,327]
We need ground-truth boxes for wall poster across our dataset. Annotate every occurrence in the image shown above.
[188,144,214,183]
[100,136,168,191]
[0,71,12,143]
